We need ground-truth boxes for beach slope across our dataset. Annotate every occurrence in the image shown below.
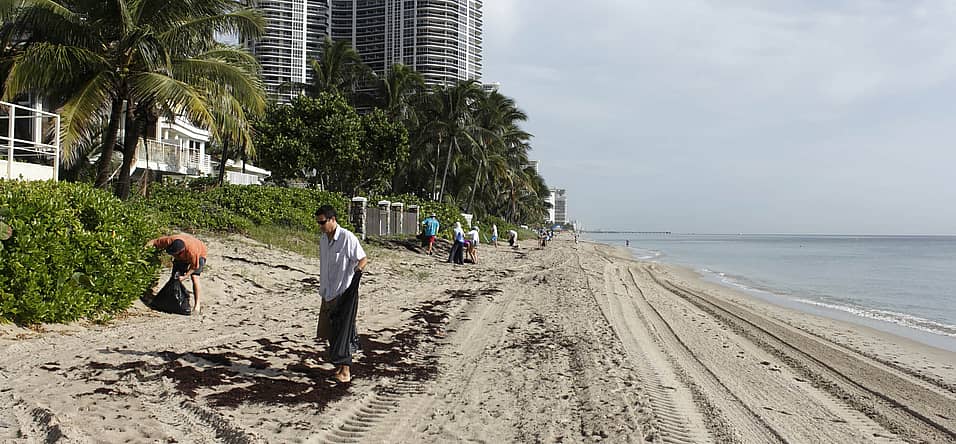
[1,236,954,443]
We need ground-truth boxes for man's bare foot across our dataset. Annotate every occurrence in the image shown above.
[334,373,351,383]
[334,366,351,383]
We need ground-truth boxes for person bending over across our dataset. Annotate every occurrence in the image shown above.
[147,234,208,314]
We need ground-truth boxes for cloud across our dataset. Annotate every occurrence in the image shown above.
[481,0,521,45]
[483,0,956,233]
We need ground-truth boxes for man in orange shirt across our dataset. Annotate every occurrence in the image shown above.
[147,234,208,314]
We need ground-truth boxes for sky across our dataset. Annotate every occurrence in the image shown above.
[482,0,956,234]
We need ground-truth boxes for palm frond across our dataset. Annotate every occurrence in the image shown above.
[3,42,110,100]
[127,71,214,130]
[57,71,115,165]
[160,9,264,46]
[172,56,265,114]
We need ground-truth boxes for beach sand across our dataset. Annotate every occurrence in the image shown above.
[1,235,954,443]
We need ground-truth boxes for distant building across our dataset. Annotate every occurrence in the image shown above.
[550,188,568,224]
[305,1,332,85]
[249,0,330,102]
[250,0,483,100]
[545,189,556,223]
[330,0,483,86]
[482,82,500,92]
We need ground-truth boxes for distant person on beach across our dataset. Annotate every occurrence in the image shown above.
[467,226,480,264]
[448,222,465,265]
[421,213,440,255]
[625,240,630,247]
[315,205,368,383]
[491,224,499,248]
[508,229,519,248]
[147,234,207,314]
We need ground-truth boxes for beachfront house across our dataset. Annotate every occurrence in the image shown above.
[0,100,61,181]
[1,99,269,185]
[133,114,271,185]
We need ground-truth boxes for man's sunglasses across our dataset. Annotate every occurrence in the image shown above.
[317,219,330,225]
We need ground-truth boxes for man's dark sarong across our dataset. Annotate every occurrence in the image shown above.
[448,241,465,264]
[327,272,361,366]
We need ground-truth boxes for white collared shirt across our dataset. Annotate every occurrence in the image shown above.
[319,225,367,301]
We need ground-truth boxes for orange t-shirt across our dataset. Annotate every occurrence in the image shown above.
[153,234,207,271]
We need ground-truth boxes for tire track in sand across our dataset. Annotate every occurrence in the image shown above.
[577,247,720,443]
[588,255,784,444]
[628,265,901,443]
[647,268,956,443]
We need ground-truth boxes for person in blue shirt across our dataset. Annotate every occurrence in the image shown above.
[421,213,441,255]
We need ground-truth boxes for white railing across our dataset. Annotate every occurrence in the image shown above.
[0,101,60,181]
[226,171,264,185]
[136,139,212,176]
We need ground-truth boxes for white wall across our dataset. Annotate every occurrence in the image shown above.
[0,160,55,181]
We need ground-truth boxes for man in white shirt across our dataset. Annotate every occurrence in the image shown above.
[315,205,368,383]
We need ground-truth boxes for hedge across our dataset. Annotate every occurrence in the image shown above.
[0,181,163,324]
[140,183,351,233]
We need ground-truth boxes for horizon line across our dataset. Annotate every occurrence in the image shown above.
[581,231,956,237]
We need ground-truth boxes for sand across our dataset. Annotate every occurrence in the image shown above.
[0,235,954,443]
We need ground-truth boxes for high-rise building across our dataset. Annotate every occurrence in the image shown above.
[249,0,329,102]
[306,2,332,80]
[550,189,568,224]
[331,0,483,86]
[251,0,481,101]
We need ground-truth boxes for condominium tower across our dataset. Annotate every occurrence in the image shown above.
[251,0,482,101]
[550,189,568,225]
[330,0,483,86]
[249,1,330,102]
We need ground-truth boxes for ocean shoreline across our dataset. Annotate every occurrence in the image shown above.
[586,235,956,353]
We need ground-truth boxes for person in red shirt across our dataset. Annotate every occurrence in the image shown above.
[147,234,208,314]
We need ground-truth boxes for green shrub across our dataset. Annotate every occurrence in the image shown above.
[0,181,163,324]
[140,184,252,232]
[140,182,351,233]
[207,185,350,231]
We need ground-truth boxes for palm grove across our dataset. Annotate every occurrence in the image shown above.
[0,0,552,225]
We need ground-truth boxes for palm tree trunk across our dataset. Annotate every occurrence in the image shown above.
[115,103,140,200]
[431,134,442,200]
[139,132,151,197]
[93,98,125,189]
[217,145,230,186]
[438,137,456,202]
[467,161,481,213]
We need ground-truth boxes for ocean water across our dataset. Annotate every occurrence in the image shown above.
[585,233,956,352]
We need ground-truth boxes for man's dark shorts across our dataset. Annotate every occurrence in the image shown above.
[173,257,206,277]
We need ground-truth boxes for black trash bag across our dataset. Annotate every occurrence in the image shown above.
[149,277,192,315]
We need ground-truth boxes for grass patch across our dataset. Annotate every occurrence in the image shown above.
[246,225,321,259]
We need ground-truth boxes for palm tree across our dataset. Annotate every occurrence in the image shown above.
[304,37,372,101]
[417,80,484,202]
[377,63,425,120]
[465,90,530,213]
[1,0,266,198]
